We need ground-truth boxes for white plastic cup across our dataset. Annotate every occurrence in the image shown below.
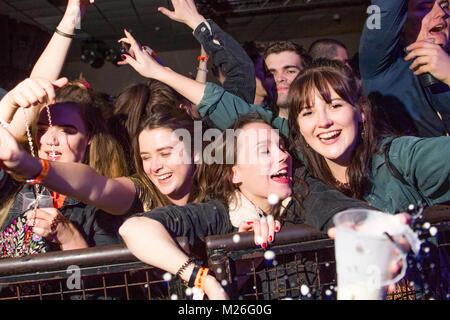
[333,209,416,300]
[22,192,54,212]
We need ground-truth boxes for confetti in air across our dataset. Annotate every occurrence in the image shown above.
[264,250,275,261]
[162,272,172,282]
[268,193,279,205]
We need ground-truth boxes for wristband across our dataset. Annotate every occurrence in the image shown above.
[175,257,195,280]
[197,55,208,62]
[197,67,208,73]
[26,159,50,185]
[55,28,75,39]
[188,264,200,288]
[0,119,10,129]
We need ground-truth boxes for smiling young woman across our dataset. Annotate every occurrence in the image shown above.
[288,59,450,214]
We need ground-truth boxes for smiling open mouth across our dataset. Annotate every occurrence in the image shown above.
[318,130,341,141]
[430,24,446,33]
[157,173,173,183]
[46,151,61,160]
[270,168,290,184]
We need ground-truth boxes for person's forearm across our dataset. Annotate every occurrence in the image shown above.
[6,154,136,215]
[59,225,89,251]
[157,67,206,105]
[30,12,77,80]
[120,217,191,276]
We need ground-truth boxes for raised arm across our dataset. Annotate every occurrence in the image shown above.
[159,0,256,103]
[31,0,94,80]
[9,0,93,139]
[359,0,407,79]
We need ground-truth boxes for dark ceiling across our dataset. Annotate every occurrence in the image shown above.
[1,0,370,61]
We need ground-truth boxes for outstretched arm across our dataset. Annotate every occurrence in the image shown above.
[359,0,407,79]
[120,216,229,300]
[9,0,94,139]
[159,0,256,103]
[118,29,207,105]
[0,125,136,215]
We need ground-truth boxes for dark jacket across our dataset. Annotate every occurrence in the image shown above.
[193,19,256,105]
[359,0,450,137]
[133,166,373,248]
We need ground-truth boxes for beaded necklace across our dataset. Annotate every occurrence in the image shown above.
[22,104,56,213]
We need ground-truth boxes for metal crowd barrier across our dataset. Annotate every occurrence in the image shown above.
[205,206,450,300]
[0,206,448,300]
[0,237,191,300]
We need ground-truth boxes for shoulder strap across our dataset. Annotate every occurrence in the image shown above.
[384,140,409,186]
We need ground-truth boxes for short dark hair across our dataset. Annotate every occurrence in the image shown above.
[308,38,348,60]
[263,41,311,68]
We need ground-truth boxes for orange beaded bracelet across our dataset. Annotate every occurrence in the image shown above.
[197,55,208,62]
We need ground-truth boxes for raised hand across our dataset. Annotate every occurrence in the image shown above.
[1,77,68,110]
[117,30,166,79]
[158,0,206,30]
[405,40,450,86]
[238,216,281,249]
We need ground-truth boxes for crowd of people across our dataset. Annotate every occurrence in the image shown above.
[0,0,448,300]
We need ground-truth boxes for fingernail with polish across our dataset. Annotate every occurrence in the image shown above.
[262,242,267,249]
[268,236,273,243]
[247,221,253,225]
[121,55,126,60]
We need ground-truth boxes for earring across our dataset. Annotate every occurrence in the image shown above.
[360,122,367,138]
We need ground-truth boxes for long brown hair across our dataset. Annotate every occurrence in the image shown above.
[197,113,305,222]
[52,81,129,178]
[288,59,379,199]
[113,79,190,175]
[1,81,128,227]
[132,103,205,208]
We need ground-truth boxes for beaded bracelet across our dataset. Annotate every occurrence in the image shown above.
[26,159,50,185]
[198,55,208,62]
[0,119,10,129]
[197,67,208,73]
[175,257,196,280]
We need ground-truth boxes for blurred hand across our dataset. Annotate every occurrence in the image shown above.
[158,0,206,30]
[405,40,450,86]
[238,216,281,249]
[66,0,94,19]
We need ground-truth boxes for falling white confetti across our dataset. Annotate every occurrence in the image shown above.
[429,226,437,237]
[264,250,275,260]
[221,280,228,286]
[422,222,431,230]
[325,289,332,296]
[268,193,279,205]
[185,288,193,296]
[300,285,310,296]
[216,267,222,274]
[170,294,178,300]
[163,272,172,282]
[233,234,241,243]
